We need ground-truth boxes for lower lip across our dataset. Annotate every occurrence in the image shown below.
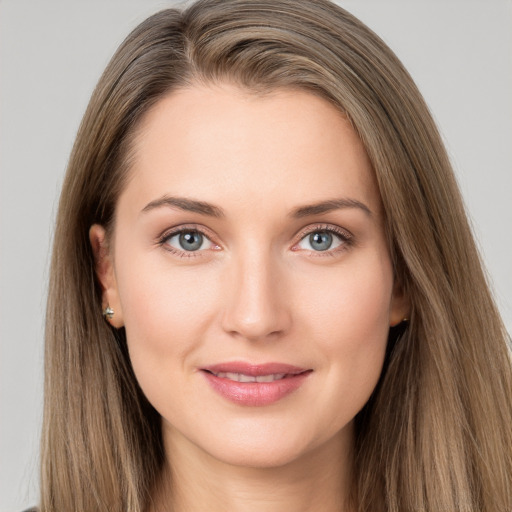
[202,371,312,406]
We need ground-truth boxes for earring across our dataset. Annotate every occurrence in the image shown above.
[102,305,114,320]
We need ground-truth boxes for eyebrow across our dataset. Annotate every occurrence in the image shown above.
[141,196,225,218]
[140,195,372,219]
[290,198,372,218]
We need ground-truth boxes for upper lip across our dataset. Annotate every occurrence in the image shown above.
[201,362,309,376]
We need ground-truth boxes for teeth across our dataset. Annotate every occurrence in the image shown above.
[256,373,285,382]
[214,372,286,382]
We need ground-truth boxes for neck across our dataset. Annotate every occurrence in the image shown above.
[152,425,355,512]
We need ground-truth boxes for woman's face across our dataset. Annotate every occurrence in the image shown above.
[92,84,407,469]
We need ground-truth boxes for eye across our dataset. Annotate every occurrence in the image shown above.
[295,227,351,253]
[162,229,216,253]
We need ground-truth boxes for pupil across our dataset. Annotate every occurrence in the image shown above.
[310,232,332,251]
[179,231,203,251]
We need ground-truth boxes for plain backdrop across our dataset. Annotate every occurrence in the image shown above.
[1,1,511,510]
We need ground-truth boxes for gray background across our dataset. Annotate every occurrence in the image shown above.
[1,1,511,510]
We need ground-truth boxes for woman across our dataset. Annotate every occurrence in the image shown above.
[40,0,512,511]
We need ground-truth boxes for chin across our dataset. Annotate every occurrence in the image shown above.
[191,419,349,471]
[209,441,314,470]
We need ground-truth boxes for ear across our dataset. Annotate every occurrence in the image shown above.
[89,224,124,328]
[389,278,410,327]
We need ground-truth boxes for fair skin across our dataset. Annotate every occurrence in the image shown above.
[91,84,408,511]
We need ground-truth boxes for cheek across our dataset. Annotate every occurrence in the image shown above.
[295,253,393,407]
[336,280,390,378]
[115,253,219,386]
[298,253,393,342]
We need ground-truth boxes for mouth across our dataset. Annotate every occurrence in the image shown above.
[205,371,290,383]
[200,362,312,406]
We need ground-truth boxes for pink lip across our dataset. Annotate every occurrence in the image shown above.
[201,361,312,406]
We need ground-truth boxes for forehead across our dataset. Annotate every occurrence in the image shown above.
[120,84,381,218]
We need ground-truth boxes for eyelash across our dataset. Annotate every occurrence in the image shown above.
[293,224,354,256]
[157,224,218,258]
[157,223,354,258]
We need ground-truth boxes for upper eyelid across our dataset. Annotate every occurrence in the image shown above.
[294,223,353,241]
[159,223,351,238]
[158,224,216,242]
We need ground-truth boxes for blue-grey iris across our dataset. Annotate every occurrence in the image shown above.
[309,231,332,251]
[179,231,203,251]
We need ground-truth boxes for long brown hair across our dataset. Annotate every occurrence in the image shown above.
[42,1,512,510]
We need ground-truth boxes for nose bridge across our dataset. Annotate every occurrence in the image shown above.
[222,241,289,340]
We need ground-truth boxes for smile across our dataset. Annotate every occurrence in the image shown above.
[210,372,287,382]
[201,362,312,406]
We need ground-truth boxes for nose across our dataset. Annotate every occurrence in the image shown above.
[221,248,291,342]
